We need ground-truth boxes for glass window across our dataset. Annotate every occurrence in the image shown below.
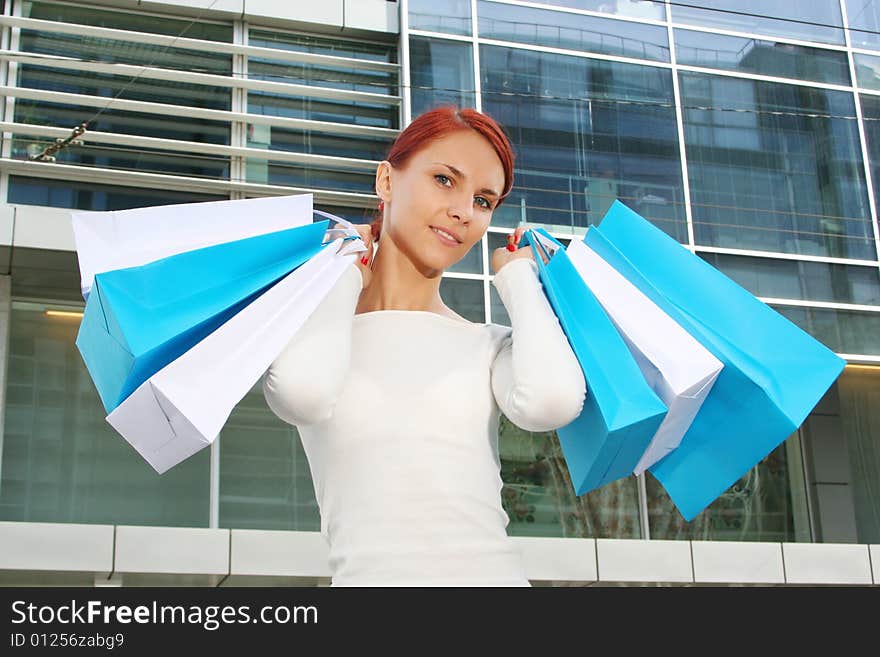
[439,277,485,322]
[248,29,398,125]
[447,239,484,275]
[799,368,880,544]
[855,52,880,91]
[674,29,851,85]
[489,284,510,327]
[478,0,670,62]
[1,302,210,526]
[646,439,808,541]
[219,384,320,531]
[480,45,687,240]
[671,1,845,45]
[773,305,880,355]
[500,418,642,538]
[835,367,880,544]
[16,2,233,179]
[409,0,472,35]
[248,160,375,194]
[245,123,392,163]
[681,72,875,260]
[314,204,378,227]
[246,30,398,192]
[9,247,84,304]
[7,176,226,211]
[858,93,880,222]
[845,0,880,51]
[488,232,514,325]
[409,37,475,116]
[699,253,880,306]
[22,0,232,42]
[526,0,666,22]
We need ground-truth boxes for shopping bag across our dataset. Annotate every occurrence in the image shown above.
[520,228,668,495]
[585,201,846,520]
[565,238,723,474]
[71,194,315,299]
[106,228,366,474]
[76,220,329,415]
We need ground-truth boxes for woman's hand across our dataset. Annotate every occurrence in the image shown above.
[491,225,547,274]
[351,223,374,290]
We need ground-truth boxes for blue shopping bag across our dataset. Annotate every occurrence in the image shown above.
[520,228,668,495]
[584,201,846,520]
[76,219,329,415]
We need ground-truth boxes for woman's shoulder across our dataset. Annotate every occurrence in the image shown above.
[486,321,513,344]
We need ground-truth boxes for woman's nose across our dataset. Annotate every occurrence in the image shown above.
[448,194,472,222]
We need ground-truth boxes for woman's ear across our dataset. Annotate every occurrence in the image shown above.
[375,160,392,204]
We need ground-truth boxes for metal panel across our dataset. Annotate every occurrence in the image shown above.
[511,536,597,584]
[0,521,114,572]
[596,538,693,583]
[114,525,230,576]
[782,542,873,584]
[691,540,785,584]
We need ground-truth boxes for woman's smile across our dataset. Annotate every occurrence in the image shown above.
[429,225,463,247]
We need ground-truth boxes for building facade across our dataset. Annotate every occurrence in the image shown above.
[0,0,877,585]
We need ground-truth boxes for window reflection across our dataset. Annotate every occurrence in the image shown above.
[859,94,880,222]
[525,0,666,22]
[409,0,472,35]
[15,1,233,179]
[499,416,642,538]
[845,0,880,51]
[1,304,211,527]
[409,37,476,116]
[439,277,485,323]
[797,368,880,544]
[773,305,880,355]
[478,0,670,62]
[855,53,880,91]
[699,253,880,307]
[646,440,805,541]
[219,385,320,531]
[681,72,875,259]
[674,29,851,85]
[7,176,225,211]
[671,0,845,45]
[480,45,687,239]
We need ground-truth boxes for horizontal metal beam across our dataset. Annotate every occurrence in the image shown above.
[0,51,401,105]
[0,15,399,73]
[1,121,381,172]
[0,157,378,208]
[0,85,400,139]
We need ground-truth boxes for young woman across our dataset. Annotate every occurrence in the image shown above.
[263,107,586,587]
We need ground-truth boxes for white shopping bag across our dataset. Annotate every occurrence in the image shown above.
[71,194,315,299]
[106,231,365,474]
[565,235,724,474]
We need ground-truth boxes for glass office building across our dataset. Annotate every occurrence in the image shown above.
[0,1,877,585]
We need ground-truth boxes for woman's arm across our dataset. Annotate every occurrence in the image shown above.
[490,257,586,432]
[262,261,362,426]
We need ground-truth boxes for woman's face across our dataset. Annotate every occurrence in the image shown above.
[375,129,506,277]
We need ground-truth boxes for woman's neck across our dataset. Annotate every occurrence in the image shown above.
[355,236,446,314]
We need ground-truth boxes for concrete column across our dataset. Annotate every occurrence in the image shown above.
[0,274,11,484]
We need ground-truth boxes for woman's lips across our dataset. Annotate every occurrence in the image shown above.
[430,226,461,247]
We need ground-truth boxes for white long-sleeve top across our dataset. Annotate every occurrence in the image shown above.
[262,256,586,586]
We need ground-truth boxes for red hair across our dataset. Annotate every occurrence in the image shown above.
[371,106,515,240]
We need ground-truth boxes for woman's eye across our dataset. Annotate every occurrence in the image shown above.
[435,174,451,186]
[475,197,492,210]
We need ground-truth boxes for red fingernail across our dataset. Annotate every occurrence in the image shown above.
[506,244,516,252]
[361,255,369,265]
